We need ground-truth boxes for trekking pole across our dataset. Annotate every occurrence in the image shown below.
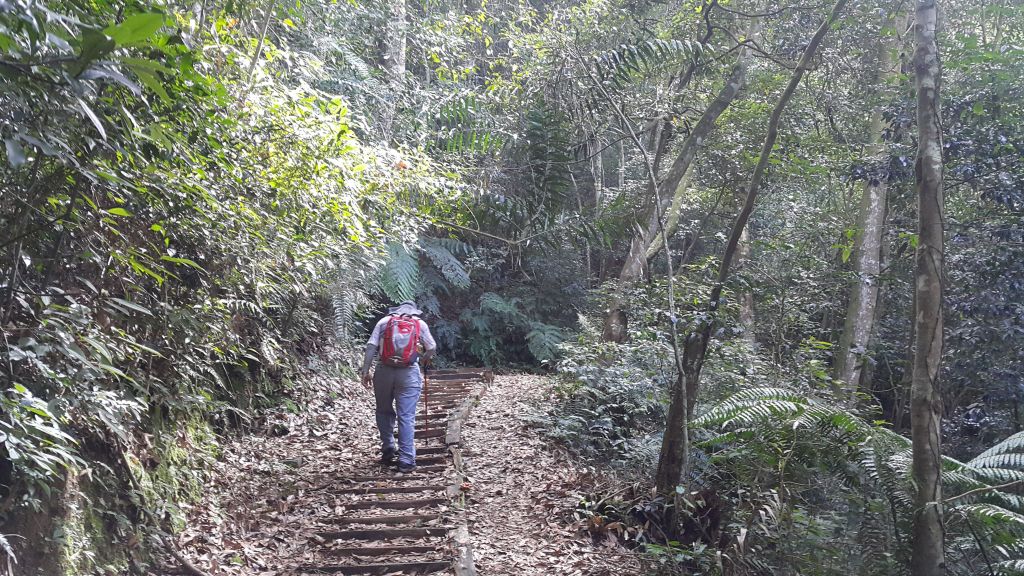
[422,363,430,434]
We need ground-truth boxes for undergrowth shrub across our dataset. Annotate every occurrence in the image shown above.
[525,314,670,474]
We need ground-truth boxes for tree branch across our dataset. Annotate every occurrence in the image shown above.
[945,479,1024,505]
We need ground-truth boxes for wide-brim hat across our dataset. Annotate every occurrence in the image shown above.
[388,300,423,316]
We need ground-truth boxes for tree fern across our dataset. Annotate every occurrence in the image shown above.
[433,92,505,154]
[702,387,1024,573]
[478,291,522,320]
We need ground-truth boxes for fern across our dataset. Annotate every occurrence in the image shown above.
[973,431,1024,463]
[478,291,523,319]
[594,38,703,88]
[526,321,564,361]
[996,560,1024,576]
[434,92,505,154]
[380,241,420,302]
[0,533,13,575]
[420,236,471,289]
[703,387,1024,573]
[334,42,373,80]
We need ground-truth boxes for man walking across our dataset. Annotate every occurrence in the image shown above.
[360,300,436,473]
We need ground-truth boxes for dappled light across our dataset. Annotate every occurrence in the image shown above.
[2,0,1023,574]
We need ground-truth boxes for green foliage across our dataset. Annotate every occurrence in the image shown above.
[0,0,459,567]
[527,314,669,471]
[381,242,421,302]
[595,39,703,88]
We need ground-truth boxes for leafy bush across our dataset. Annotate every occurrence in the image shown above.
[526,314,669,472]
[0,0,459,569]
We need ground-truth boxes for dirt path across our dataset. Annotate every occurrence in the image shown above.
[176,369,638,575]
[461,375,640,576]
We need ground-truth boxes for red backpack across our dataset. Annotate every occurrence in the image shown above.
[379,314,421,367]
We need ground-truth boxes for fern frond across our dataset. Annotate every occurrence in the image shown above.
[995,559,1024,575]
[420,237,471,289]
[380,241,420,302]
[434,92,505,154]
[956,503,1024,530]
[973,432,1024,463]
[526,322,564,362]
[478,292,523,319]
[594,39,703,88]
[973,453,1024,471]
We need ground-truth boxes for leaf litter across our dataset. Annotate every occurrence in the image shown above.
[461,374,640,575]
[176,369,638,575]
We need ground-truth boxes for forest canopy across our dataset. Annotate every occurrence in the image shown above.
[2,0,1023,574]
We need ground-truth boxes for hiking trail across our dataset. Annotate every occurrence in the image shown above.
[176,369,638,575]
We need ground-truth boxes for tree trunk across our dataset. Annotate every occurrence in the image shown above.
[833,23,900,399]
[619,119,671,284]
[909,0,945,574]
[737,223,755,346]
[602,36,752,341]
[380,0,407,139]
[654,0,850,495]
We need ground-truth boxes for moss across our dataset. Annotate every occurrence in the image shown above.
[14,415,223,575]
[132,415,220,531]
[56,472,131,576]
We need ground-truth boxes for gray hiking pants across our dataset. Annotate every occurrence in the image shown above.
[373,364,422,468]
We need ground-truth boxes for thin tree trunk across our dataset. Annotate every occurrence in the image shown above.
[242,0,275,98]
[654,0,850,495]
[620,119,670,283]
[833,21,900,398]
[602,33,752,341]
[645,165,693,260]
[909,0,945,574]
[380,0,407,139]
[737,224,755,346]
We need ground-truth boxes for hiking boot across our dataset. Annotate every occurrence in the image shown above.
[397,463,417,474]
[381,447,398,465]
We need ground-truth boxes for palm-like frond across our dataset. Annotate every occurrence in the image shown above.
[380,241,420,302]
[594,39,703,88]
[526,321,564,361]
[420,236,471,289]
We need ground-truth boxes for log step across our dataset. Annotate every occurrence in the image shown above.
[320,545,438,557]
[347,475,430,483]
[335,485,444,495]
[316,527,448,540]
[345,497,446,510]
[404,465,445,473]
[298,561,450,574]
[326,514,441,526]
[414,429,446,439]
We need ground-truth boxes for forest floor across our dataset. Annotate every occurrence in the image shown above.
[176,366,640,575]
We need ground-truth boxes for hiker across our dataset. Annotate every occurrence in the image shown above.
[360,300,436,473]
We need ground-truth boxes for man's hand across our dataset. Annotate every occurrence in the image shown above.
[361,371,373,389]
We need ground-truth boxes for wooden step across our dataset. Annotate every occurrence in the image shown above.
[316,527,448,540]
[345,497,446,510]
[415,413,452,420]
[347,475,430,483]
[403,464,445,473]
[298,561,450,574]
[326,514,441,526]
[421,391,466,401]
[429,372,483,380]
[320,545,437,557]
[335,485,444,495]
[414,429,446,439]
